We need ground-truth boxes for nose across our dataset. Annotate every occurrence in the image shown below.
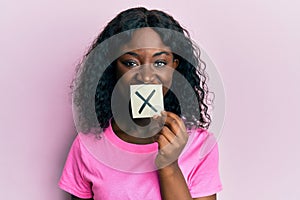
[137,64,155,84]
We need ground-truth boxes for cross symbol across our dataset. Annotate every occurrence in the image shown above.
[135,89,158,114]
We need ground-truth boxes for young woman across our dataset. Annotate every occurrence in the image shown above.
[59,7,222,200]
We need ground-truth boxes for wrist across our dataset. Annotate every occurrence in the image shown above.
[157,160,180,176]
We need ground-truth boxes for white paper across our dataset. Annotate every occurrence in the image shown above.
[130,84,164,118]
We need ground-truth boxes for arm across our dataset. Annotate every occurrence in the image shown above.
[155,111,218,200]
[158,162,217,200]
[59,137,94,200]
[157,161,192,199]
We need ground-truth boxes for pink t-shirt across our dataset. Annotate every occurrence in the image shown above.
[59,123,222,199]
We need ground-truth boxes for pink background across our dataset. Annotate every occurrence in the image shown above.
[1,0,299,199]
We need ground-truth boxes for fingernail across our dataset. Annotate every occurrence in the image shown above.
[153,115,159,119]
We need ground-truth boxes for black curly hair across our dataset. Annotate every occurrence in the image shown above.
[71,7,213,134]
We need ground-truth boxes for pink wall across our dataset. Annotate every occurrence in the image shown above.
[1,1,299,199]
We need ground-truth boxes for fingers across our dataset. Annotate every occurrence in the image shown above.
[156,126,175,147]
[156,130,171,150]
[153,111,189,168]
[160,111,187,139]
[154,111,182,132]
[153,111,188,148]
[156,127,180,157]
[164,111,186,131]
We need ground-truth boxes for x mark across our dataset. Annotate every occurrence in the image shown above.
[135,89,158,114]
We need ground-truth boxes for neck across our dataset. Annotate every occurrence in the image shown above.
[111,118,157,145]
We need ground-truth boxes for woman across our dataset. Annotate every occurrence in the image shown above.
[59,7,222,200]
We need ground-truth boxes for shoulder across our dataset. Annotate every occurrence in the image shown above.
[184,128,218,158]
[68,134,90,156]
[179,128,220,171]
[66,133,104,167]
[179,129,222,197]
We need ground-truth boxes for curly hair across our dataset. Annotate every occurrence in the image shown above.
[71,7,213,134]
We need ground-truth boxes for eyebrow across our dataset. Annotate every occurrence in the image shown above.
[124,52,139,57]
[123,51,171,58]
[152,51,171,57]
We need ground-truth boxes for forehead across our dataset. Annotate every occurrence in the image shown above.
[120,27,171,53]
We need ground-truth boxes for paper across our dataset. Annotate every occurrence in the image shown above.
[130,84,164,118]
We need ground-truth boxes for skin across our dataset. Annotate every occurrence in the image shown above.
[71,28,217,200]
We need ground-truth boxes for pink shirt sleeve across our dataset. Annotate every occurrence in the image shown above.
[58,136,93,199]
[188,142,223,198]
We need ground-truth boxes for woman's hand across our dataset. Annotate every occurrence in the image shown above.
[154,111,189,169]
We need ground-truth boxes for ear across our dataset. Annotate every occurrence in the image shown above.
[173,59,179,69]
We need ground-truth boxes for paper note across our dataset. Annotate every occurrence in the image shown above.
[130,84,164,118]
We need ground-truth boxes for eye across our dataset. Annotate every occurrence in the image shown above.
[122,60,139,68]
[154,60,167,68]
